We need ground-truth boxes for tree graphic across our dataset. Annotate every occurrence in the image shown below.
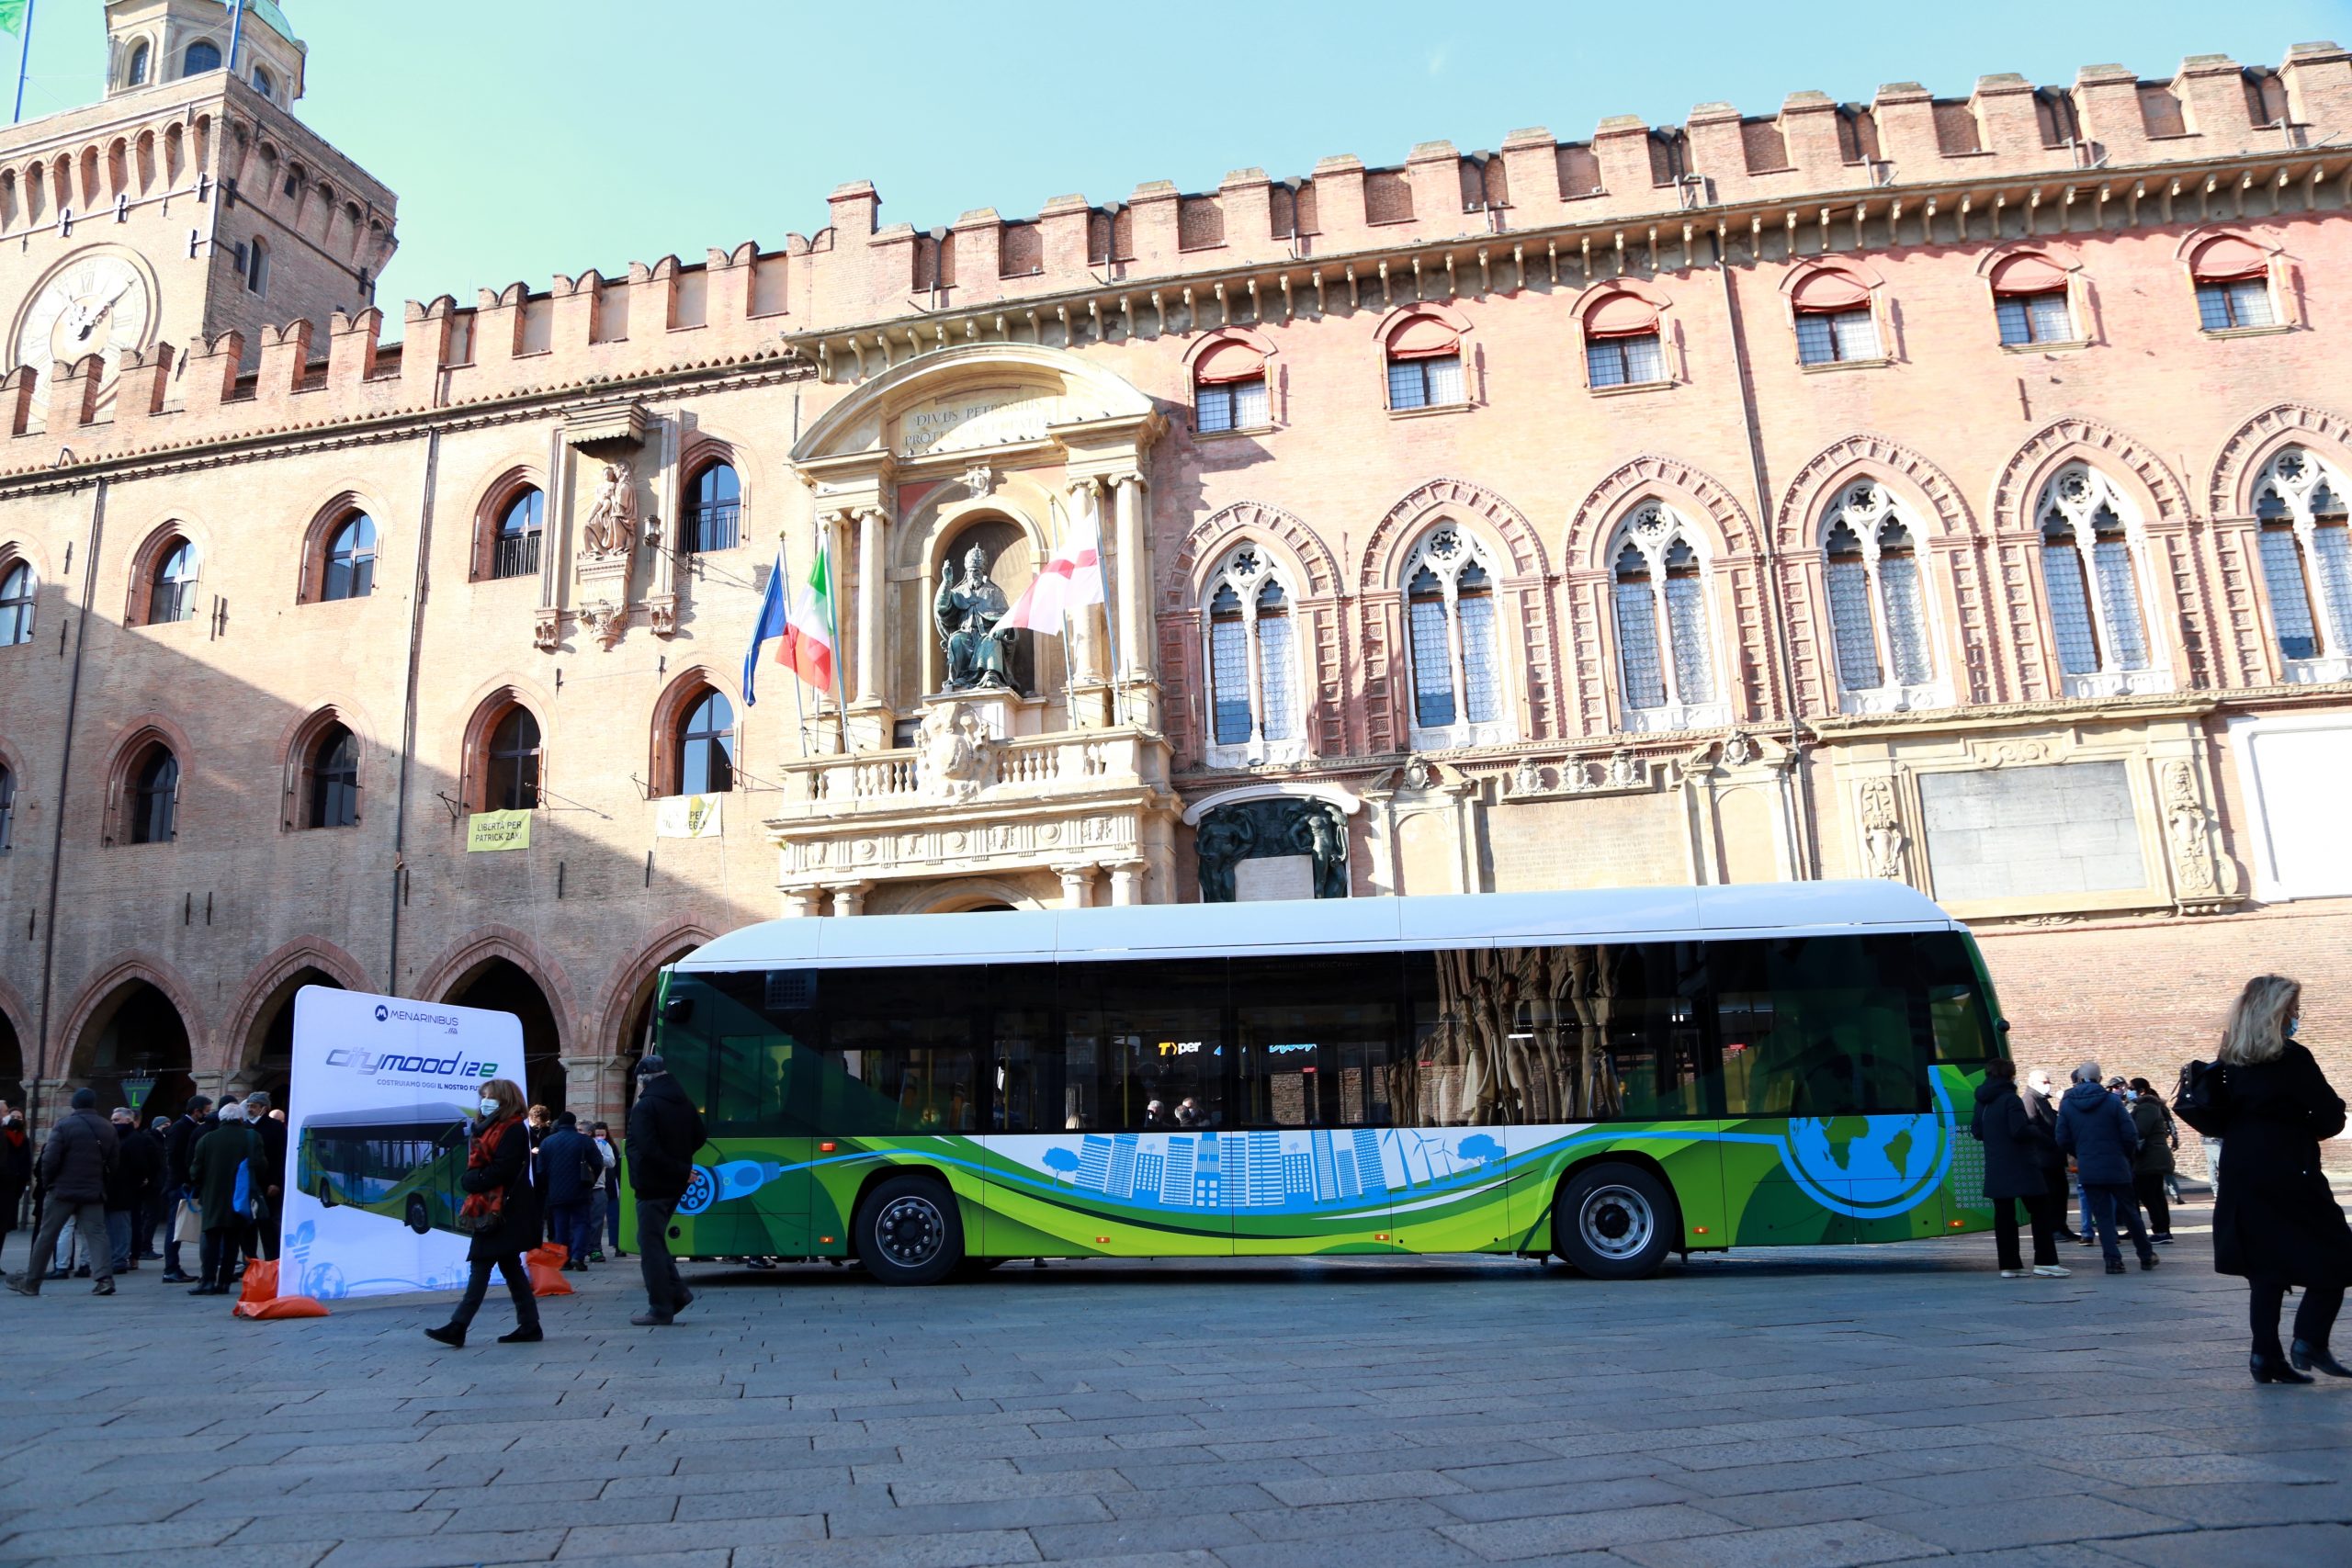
[1041,1147,1080,1182]
[1456,1133,1506,1166]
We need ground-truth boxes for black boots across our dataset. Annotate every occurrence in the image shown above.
[424,1322,466,1348]
[2290,1339,2352,1378]
[497,1325,544,1343]
[2252,1351,2316,1384]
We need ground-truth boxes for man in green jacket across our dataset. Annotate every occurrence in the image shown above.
[187,1104,264,1296]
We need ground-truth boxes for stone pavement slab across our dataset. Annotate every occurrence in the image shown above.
[1,1213,2349,1566]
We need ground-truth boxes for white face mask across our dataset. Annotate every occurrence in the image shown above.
[478,1098,502,1119]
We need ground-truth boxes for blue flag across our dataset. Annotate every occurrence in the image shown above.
[741,547,790,706]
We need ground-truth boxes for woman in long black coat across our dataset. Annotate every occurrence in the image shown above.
[425,1077,543,1348]
[1971,1059,2067,1278]
[2188,975,2352,1384]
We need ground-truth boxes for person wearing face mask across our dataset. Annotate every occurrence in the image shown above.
[0,1106,31,1265]
[424,1077,543,1348]
[588,1122,621,1262]
[2186,975,2352,1384]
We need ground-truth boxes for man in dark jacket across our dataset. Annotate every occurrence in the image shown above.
[104,1109,162,1275]
[159,1096,213,1283]
[538,1111,602,1271]
[2056,1060,2158,1275]
[6,1089,120,1296]
[243,1092,288,1261]
[626,1055,706,1325]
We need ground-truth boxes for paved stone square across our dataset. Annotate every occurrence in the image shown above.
[1,1204,2347,1568]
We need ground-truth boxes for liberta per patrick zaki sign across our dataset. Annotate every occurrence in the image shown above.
[283,985,524,1301]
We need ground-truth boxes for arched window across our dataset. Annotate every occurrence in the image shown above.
[251,64,275,99]
[307,724,359,829]
[0,560,32,645]
[0,763,14,852]
[148,539,198,626]
[491,488,544,580]
[2036,465,2153,687]
[1823,481,1935,705]
[1201,545,1301,763]
[1401,525,1509,746]
[321,513,375,602]
[483,707,541,811]
[674,690,736,795]
[1383,313,1465,411]
[181,40,221,76]
[1582,289,1665,388]
[244,236,269,297]
[129,745,178,844]
[1790,266,1881,365]
[2190,235,2276,331]
[681,462,740,554]
[127,41,152,87]
[2253,446,2352,675]
[1989,254,2076,345]
[1193,339,1270,433]
[1609,505,1721,729]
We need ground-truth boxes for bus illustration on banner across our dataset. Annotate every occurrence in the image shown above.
[295,1104,474,1237]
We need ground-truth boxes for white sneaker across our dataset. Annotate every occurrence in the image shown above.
[2033,1264,2073,1278]
[2000,1269,2028,1279]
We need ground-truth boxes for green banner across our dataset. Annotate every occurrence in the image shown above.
[466,809,532,852]
[0,4,25,39]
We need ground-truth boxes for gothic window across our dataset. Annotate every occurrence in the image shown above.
[0,763,13,852]
[1193,338,1271,433]
[491,488,544,580]
[127,41,151,87]
[2036,465,2153,684]
[2190,235,2276,331]
[307,723,359,829]
[148,539,198,626]
[2253,446,2352,672]
[1201,545,1301,764]
[0,560,32,646]
[321,512,375,602]
[1401,525,1510,746]
[1609,505,1721,729]
[1582,288,1665,389]
[1988,253,2076,345]
[129,744,178,844]
[1383,313,1465,410]
[482,707,541,812]
[676,690,736,795]
[244,236,269,297]
[182,40,221,76]
[1789,265,1882,365]
[681,462,740,554]
[1822,482,1935,705]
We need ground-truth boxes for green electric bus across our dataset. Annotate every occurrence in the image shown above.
[629,881,2007,1282]
[296,1103,474,1236]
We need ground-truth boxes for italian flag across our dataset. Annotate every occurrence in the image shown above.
[741,539,836,705]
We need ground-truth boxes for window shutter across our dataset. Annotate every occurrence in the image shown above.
[1585,291,1660,338]
[1193,339,1267,385]
[2189,235,2268,282]
[1790,267,1872,311]
[1387,315,1461,360]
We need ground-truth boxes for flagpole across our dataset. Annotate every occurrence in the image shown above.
[825,521,847,755]
[1093,481,1128,730]
[226,0,245,73]
[12,0,36,126]
[776,529,810,759]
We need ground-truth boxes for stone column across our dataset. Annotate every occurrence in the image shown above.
[1104,860,1148,906]
[1113,475,1148,683]
[1052,863,1096,908]
[854,506,887,706]
[781,886,822,918]
[828,881,873,918]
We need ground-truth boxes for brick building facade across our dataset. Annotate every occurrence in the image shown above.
[3,4,2351,1154]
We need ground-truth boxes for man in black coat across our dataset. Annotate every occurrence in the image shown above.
[537,1111,602,1271]
[243,1093,288,1261]
[159,1096,213,1283]
[625,1055,705,1326]
[6,1089,119,1296]
[103,1110,163,1275]
[2057,1060,2157,1275]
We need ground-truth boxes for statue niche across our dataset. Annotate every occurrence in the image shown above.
[931,520,1034,695]
[1196,798,1349,903]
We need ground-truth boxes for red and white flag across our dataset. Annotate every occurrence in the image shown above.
[1001,491,1104,634]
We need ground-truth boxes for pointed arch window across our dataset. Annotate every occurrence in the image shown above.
[130,745,178,844]
[149,539,198,626]
[2035,465,2160,693]
[321,512,375,602]
[491,488,544,580]
[307,723,359,829]
[1609,505,1723,730]
[682,462,740,554]
[676,690,736,795]
[0,559,32,645]
[483,708,542,811]
[1822,482,1938,710]
[2253,446,2352,680]
[1401,525,1510,747]
[1201,545,1302,764]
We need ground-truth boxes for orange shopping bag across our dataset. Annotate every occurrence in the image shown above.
[232,1258,330,1320]
[526,1243,573,1297]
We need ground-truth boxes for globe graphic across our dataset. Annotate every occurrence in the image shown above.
[1786,1111,1946,1212]
[304,1262,348,1301]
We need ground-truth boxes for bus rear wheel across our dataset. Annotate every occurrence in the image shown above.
[405,1195,431,1235]
[1554,1162,1675,1280]
[855,1175,964,1286]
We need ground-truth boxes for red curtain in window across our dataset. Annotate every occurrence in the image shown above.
[1988,254,2069,295]
[1584,291,1660,338]
[2189,234,2268,281]
[1789,267,1871,311]
[1386,314,1462,359]
[1193,339,1268,385]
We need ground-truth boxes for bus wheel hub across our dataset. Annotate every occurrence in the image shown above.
[1579,1186,1652,1258]
[876,1195,945,1265]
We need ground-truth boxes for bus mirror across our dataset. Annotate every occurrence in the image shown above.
[662,996,694,1023]
[1996,1018,2011,1033]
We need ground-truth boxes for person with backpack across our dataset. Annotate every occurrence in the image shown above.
[185,1101,264,1296]
[2056,1060,2159,1277]
[424,1077,542,1348]
[5,1089,119,1297]
[2176,975,2352,1385]
[537,1111,602,1272]
[2127,1077,2177,1245]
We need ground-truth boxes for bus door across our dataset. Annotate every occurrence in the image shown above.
[659,969,815,1259]
[1231,953,1402,1256]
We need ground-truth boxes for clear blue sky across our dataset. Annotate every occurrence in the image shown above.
[14,0,2348,310]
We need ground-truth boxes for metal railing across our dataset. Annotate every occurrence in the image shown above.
[492,530,542,581]
[683,502,741,554]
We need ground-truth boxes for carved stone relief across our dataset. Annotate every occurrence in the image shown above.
[2160,759,2245,910]
[1857,776,1908,882]
[919,703,995,802]
[1196,796,1348,903]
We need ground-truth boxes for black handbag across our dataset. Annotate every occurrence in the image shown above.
[2173,1059,2225,1136]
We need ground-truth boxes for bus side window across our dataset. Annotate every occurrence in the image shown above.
[1232,953,1401,1130]
[1057,959,1226,1133]
[1913,931,2002,1064]
[821,967,982,1134]
[686,972,811,1134]
[1716,936,1927,1118]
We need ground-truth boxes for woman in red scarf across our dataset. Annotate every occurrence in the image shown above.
[425,1077,543,1347]
[0,1106,29,1259]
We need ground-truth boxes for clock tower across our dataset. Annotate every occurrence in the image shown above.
[0,0,396,412]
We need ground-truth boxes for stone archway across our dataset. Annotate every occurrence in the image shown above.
[0,1007,22,1112]
[67,980,195,1120]
[445,959,565,1113]
[236,966,346,1119]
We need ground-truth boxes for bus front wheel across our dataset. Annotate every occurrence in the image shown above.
[854,1175,964,1286]
[1553,1163,1675,1280]
[405,1195,431,1235]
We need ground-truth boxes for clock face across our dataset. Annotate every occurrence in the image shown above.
[15,254,155,412]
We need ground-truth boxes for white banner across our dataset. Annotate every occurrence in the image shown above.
[282,986,524,1301]
[655,793,723,838]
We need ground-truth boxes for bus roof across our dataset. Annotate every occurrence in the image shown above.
[298,1104,475,1130]
[673,881,1959,973]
